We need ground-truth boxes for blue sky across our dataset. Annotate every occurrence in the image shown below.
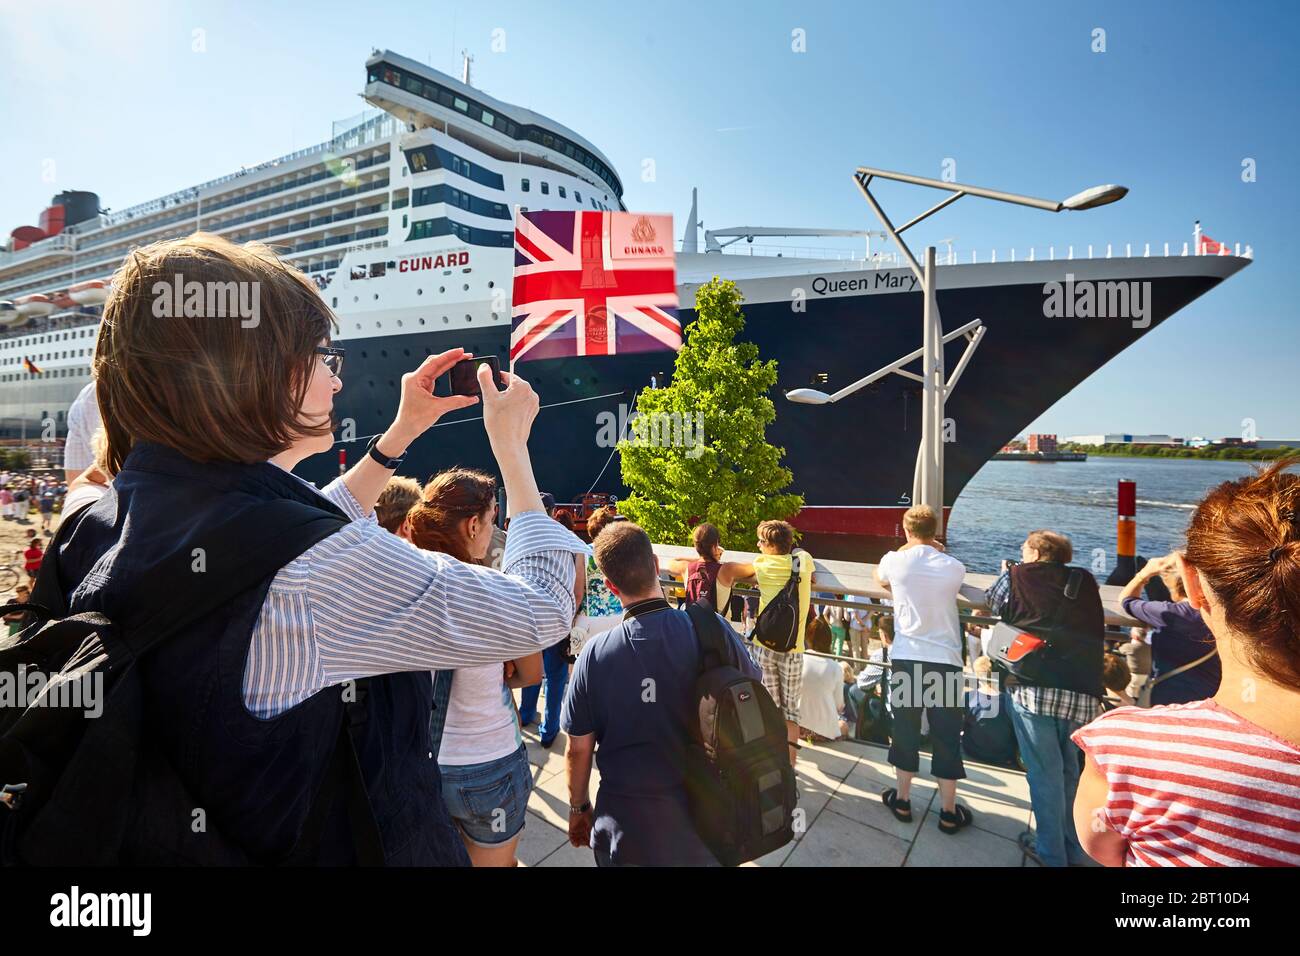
[3,0,1296,438]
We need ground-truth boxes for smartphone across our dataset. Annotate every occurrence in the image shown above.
[445,355,504,397]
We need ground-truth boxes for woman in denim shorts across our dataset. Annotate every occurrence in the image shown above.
[404,468,541,866]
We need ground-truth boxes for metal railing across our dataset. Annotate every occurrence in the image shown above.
[676,238,1255,267]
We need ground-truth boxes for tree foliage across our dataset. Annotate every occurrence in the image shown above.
[618,277,804,547]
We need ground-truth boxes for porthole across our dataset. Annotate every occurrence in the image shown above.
[439,286,445,293]
[442,316,449,324]
[355,323,362,331]
[373,294,379,300]
[462,284,469,291]
[397,319,403,327]
[360,351,368,359]
[487,280,494,289]
[425,346,433,355]
[403,349,411,357]
[375,321,382,328]
[417,288,423,295]
[464,314,472,322]
[419,317,426,325]
[380,350,388,358]
[353,296,359,302]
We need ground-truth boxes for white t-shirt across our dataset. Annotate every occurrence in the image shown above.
[64,381,102,472]
[876,545,966,667]
[799,653,845,740]
[437,662,521,766]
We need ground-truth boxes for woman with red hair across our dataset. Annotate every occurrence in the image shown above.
[1073,458,1300,866]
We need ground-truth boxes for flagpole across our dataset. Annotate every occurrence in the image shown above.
[510,204,520,377]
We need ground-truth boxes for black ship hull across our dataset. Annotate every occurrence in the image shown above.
[299,259,1241,559]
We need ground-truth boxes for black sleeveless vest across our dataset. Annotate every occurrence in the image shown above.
[50,442,470,866]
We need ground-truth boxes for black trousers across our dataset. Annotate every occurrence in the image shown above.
[887,658,967,781]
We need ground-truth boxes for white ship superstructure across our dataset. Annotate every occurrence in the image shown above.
[0,49,623,435]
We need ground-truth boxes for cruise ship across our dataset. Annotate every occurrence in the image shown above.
[0,50,1252,557]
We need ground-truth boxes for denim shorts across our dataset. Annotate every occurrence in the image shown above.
[439,743,533,847]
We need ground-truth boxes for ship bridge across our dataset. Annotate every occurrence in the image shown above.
[364,50,623,204]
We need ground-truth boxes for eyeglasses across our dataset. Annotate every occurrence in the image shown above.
[315,346,345,378]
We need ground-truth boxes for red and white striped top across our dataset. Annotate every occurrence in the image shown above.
[1073,699,1300,867]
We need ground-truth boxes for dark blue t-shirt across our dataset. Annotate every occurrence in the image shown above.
[1122,597,1221,704]
[561,601,761,866]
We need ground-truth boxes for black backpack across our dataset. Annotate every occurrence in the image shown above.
[751,552,804,653]
[0,498,386,866]
[683,601,796,867]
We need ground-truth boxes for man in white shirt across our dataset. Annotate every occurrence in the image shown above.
[873,505,974,835]
[64,380,102,482]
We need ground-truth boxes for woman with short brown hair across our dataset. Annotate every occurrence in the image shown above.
[1073,459,1300,866]
[42,233,587,866]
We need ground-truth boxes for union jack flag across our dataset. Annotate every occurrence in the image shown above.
[511,210,680,363]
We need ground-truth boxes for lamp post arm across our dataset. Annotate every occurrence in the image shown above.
[823,318,983,403]
[896,191,966,236]
[852,173,924,283]
[854,166,1064,212]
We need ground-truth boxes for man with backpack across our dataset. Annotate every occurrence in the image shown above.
[562,521,791,866]
[729,520,814,767]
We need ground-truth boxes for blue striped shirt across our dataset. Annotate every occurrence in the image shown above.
[244,476,588,718]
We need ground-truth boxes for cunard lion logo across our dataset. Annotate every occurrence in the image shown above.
[630,216,657,243]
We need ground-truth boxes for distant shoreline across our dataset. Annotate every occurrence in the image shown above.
[1061,444,1297,462]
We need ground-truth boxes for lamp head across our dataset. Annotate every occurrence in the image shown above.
[1061,184,1128,211]
[785,388,832,405]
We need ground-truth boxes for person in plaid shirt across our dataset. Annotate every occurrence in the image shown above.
[986,530,1105,866]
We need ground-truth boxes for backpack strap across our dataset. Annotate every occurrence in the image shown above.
[685,600,728,672]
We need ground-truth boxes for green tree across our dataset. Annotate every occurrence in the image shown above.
[617,277,804,547]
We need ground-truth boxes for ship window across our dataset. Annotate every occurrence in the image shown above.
[481,110,495,128]
[565,144,575,158]
[439,90,453,108]
[404,75,421,95]
[521,178,529,192]
[575,191,581,203]
[540,182,549,195]
[332,298,338,307]
[453,97,468,112]
[558,186,566,199]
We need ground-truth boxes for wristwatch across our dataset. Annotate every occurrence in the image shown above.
[568,800,591,816]
[365,434,406,469]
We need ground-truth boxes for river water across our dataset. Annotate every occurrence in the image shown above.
[944,456,1265,575]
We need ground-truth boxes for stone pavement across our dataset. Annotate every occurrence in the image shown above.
[514,723,1042,867]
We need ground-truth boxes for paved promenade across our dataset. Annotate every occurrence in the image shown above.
[515,723,1042,867]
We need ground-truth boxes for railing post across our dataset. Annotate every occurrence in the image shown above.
[1068,245,1074,260]
[1049,245,1055,260]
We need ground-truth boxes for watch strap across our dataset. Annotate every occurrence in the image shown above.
[365,434,406,469]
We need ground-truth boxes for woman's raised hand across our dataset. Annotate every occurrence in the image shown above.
[479,364,539,454]
[389,348,480,445]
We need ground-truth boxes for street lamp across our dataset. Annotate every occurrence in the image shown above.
[789,165,1127,534]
